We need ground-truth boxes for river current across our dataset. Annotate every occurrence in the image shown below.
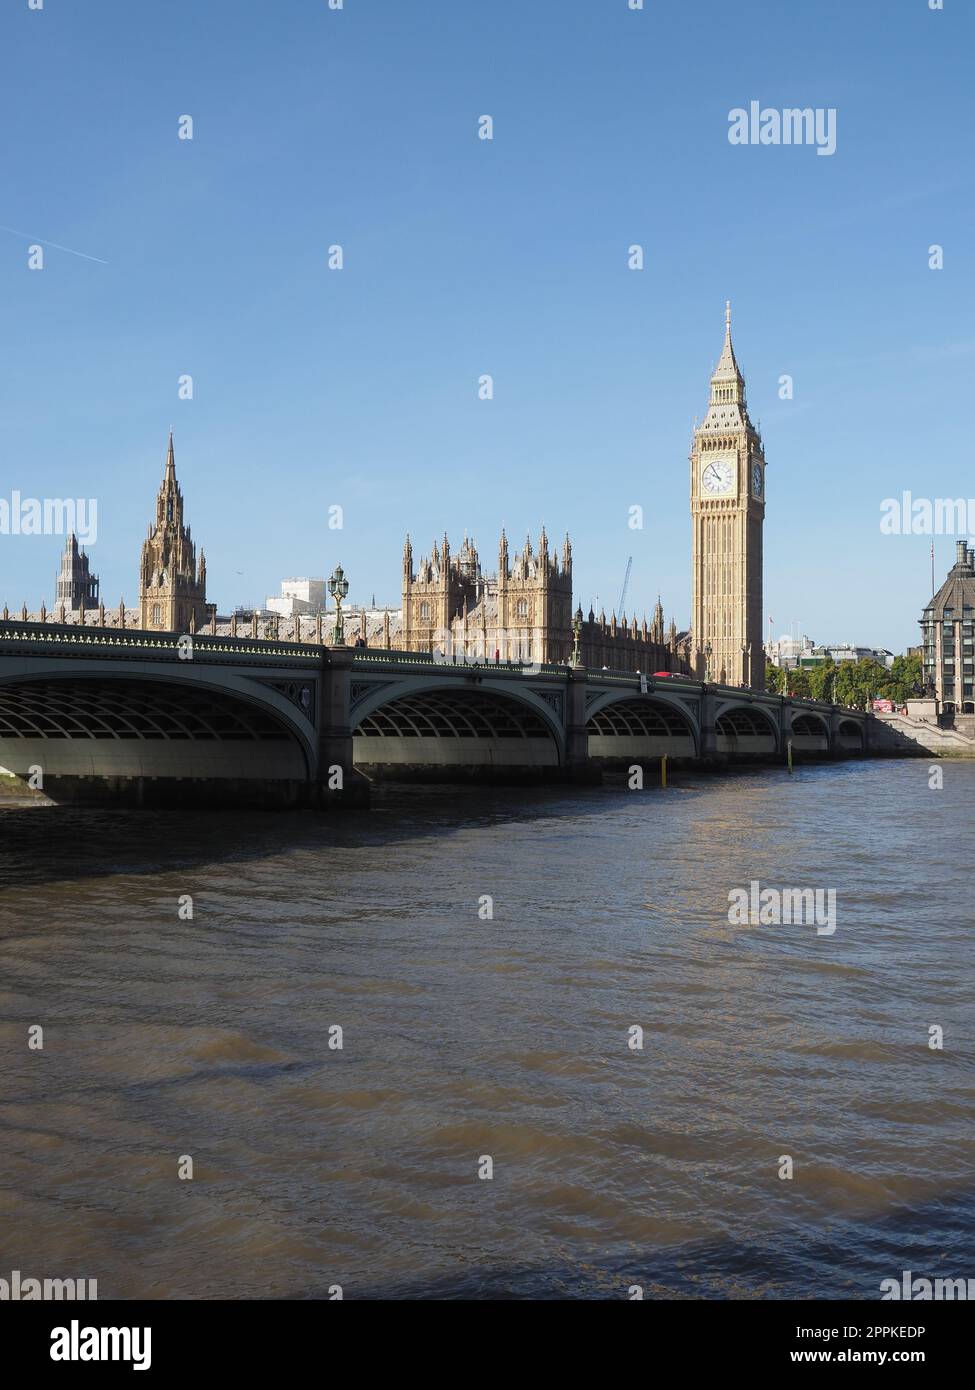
[1,760,971,1299]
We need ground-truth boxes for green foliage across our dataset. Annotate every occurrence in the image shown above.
[767,653,921,706]
[886,653,923,704]
[829,654,921,710]
[787,667,812,697]
[807,654,836,703]
[764,661,785,694]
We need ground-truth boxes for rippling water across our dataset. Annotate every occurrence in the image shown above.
[1,760,972,1299]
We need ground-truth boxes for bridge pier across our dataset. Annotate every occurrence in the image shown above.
[314,646,371,808]
[829,707,844,755]
[777,697,792,763]
[700,686,719,760]
[565,664,602,783]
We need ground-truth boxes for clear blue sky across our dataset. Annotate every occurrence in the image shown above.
[1,0,970,652]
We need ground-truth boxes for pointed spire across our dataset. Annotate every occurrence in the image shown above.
[712,300,741,383]
[165,429,176,477]
[498,527,509,579]
[712,297,739,375]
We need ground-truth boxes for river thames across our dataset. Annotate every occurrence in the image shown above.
[1,760,971,1299]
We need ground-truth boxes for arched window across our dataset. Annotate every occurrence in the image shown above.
[151,604,161,625]
[516,599,528,618]
[419,601,431,622]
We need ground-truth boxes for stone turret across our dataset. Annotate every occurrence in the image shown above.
[56,533,99,610]
[139,432,216,632]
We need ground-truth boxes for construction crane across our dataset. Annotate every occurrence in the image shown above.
[617,556,632,618]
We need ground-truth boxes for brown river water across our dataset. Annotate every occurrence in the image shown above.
[0,760,972,1299]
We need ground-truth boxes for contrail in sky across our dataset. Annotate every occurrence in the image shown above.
[0,224,108,264]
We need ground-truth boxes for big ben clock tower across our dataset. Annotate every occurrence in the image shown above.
[690,303,766,688]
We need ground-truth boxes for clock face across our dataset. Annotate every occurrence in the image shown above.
[752,462,763,497]
[701,459,734,495]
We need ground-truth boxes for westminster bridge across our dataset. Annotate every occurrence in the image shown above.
[0,620,874,807]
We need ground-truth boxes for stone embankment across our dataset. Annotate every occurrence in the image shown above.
[872,713,975,758]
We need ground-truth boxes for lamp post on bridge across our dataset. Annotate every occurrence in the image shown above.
[704,641,712,683]
[328,564,350,646]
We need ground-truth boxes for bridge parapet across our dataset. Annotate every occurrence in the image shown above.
[0,619,319,668]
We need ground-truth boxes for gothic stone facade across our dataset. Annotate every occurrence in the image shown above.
[402,530,572,663]
[139,434,215,633]
[400,529,687,672]
[690,304,766,687]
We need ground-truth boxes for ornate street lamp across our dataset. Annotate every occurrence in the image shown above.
[572,609,582,666]
[328,564,350,645]
[704,640,713,683]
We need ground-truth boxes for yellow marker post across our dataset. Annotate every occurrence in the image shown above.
[787,739,793,775]
[661,754,667,788]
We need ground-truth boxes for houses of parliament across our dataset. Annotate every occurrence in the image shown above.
[39,308,767,686]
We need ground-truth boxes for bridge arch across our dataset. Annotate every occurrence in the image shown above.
[790,708,830,754]
[585,693,698,760]
[0,672,314,782]
[714,703,779,756]
[351,682,565,772]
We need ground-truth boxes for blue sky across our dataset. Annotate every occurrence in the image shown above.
[0,0,970,652]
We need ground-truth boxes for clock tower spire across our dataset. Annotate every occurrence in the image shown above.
[689,304,766,687]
